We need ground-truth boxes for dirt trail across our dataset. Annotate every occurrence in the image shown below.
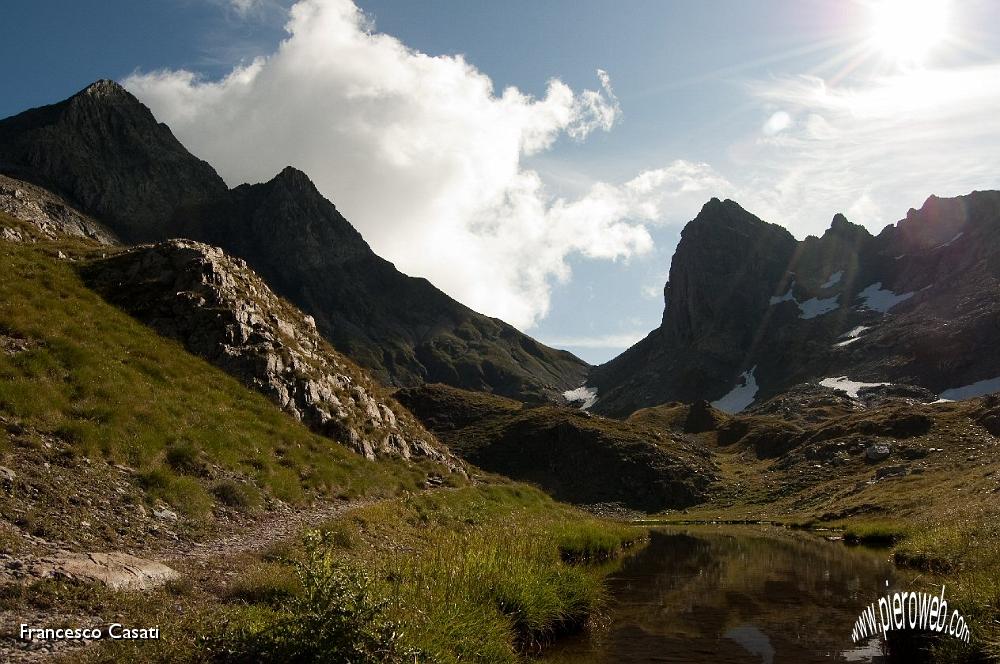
[151,496,378,564]
[1,496,381,664]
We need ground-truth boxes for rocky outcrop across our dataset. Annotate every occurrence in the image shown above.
[1,552,178,590]
[396,383,717,512]
[0,174,116,244]
[590,192,1000,416]
[82,240,461,470]
[0,81,588,404]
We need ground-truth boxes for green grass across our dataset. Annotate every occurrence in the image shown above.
[890,520,1000,660]
[79,485,645,664]
[0,222,432,518]
[835,519,913,546]
[257,486,644,661]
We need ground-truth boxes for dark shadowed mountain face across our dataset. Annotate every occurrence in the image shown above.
[0,80,228,243]
[0,81,588,403]
[395,383,717,512]
[590,193,1000,417]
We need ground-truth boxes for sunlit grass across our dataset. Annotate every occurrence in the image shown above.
[227,486,646,662]
[81,486,646,663]
[0,222,431,515]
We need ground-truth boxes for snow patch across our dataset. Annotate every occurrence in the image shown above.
[841,325,871,339]
[858,282,914,313]
[935,232,964,250]
[769,282,796,305]
[834,325,871,348]
[939,376,1000,401]
[563,385,598,410]
[819,376,890,398]
[711,367,759,414]
[821,270,843,289]
[799,296,840,319]
[769,281,840,319]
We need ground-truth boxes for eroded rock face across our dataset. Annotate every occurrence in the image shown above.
[0,174,117,244]
[82,240,461,471]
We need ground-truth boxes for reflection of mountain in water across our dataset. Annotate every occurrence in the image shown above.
[543,526,915,663]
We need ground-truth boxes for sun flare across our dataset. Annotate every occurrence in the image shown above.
[868,0,950,65]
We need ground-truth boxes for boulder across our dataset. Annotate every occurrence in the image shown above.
[875,465,909,480]
[11,552,178,590]
[865,443,891,462]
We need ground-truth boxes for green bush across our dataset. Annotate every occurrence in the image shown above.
[212,480,262,511]
[165,441,206,476]
[139,468,213,518]
[207,531,416,663]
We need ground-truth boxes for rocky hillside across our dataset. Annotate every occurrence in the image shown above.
[0,81,588,404]
[589,194,1000,416]
[0,209,452,556]
[0,174,116,245]
[81,239,460,471]
[396,383,717,511]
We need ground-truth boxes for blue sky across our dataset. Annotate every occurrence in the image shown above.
[3,0,999,363]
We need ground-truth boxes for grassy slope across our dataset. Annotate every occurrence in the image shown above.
[395,383,717,511]
[0,215,433,537]
[0,218,642,662]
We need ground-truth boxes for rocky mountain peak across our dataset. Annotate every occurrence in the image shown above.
[271,165,317,190]
[0,80,228,243]
[822,213,870,244]
[688,197,763,233]
[592,189,1000,417]
[894,192,972,251]
[664,198,798,345]
[79,79,131,101]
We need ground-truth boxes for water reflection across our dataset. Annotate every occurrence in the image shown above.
[542,526,912,663]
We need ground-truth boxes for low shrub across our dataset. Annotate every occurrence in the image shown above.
[212,480,262,511]
[207,531,415,663]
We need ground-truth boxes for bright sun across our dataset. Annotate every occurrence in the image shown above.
[869,0,950,65]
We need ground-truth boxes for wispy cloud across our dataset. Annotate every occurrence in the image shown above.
[737,63,1000,236]
[539,332,648,349]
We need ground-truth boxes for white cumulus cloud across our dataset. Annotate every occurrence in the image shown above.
[125,0,724,329]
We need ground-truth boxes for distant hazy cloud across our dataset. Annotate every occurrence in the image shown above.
[538,331,648,350]
[126,0,721,328]
[741,64,1000,237]
[224,0,285,17]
